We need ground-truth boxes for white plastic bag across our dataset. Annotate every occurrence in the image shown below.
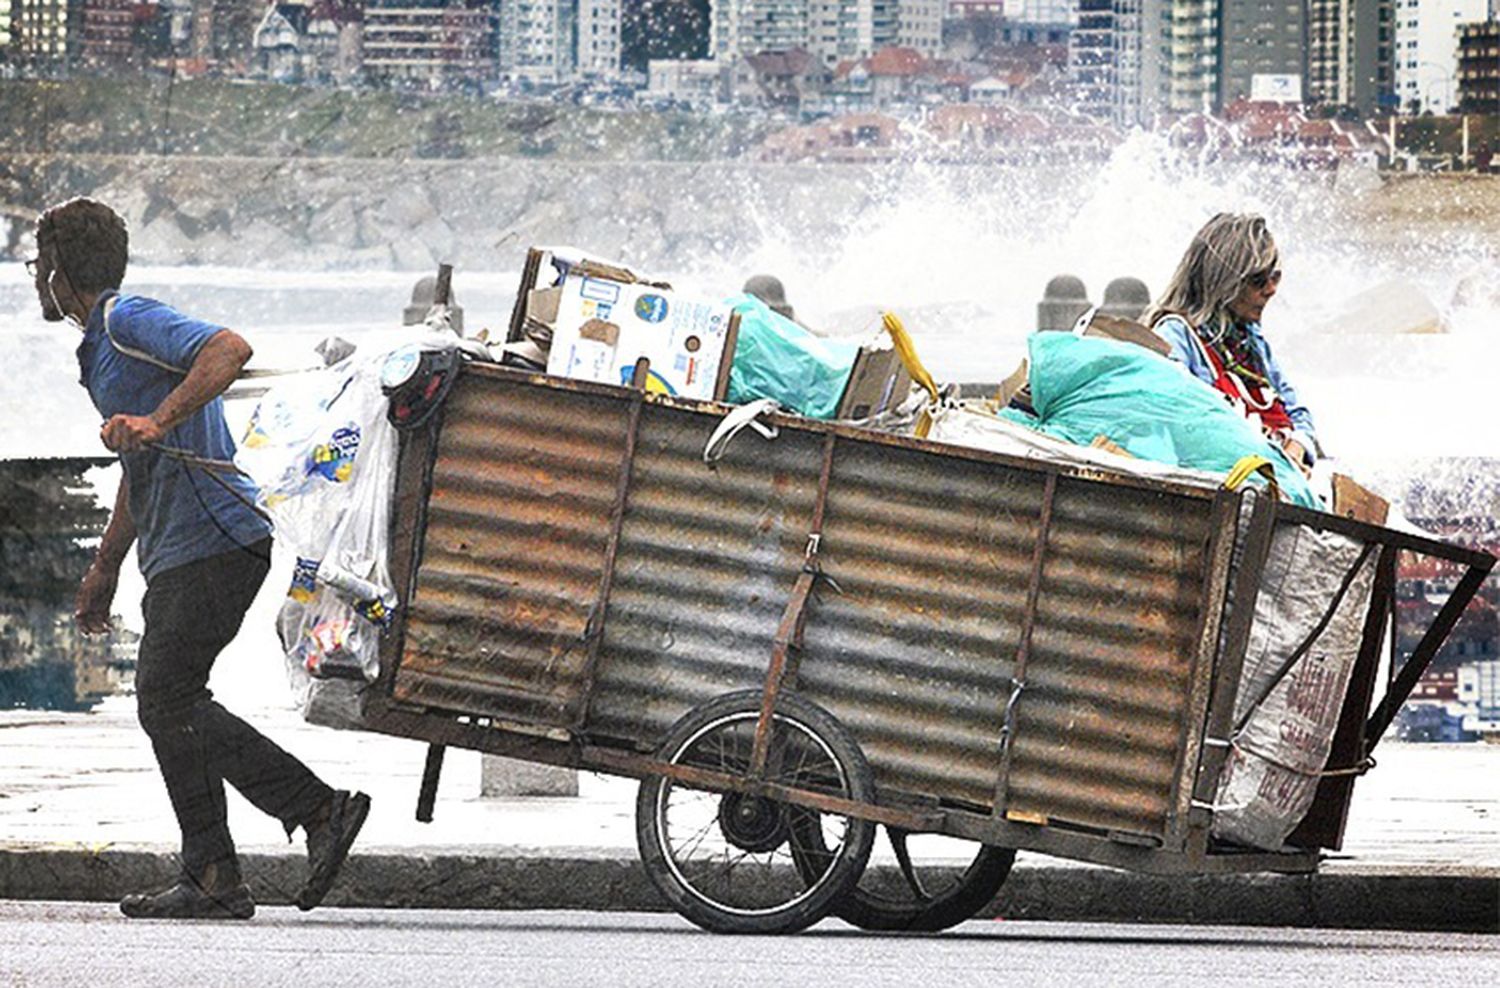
[237,354,399,697]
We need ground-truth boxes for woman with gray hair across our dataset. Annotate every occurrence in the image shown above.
[1145,212,1319,474]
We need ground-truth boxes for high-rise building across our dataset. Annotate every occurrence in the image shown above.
[1112,0,1147,124]
[808,0,870,65]
[363,0,496,85]
[1218,0,1305,105]
[8,0,77,68]
[714,0,939,65]
[1455,17,1498,111]
[1394,0,1488,112]
[1067,0,1114,117]
[1165,0,1216,113]
[1131,0,1168,121]
[1077,0,1221,124]
[80,0,138,67]
[499,0,571,82]
[576,0,621,76]
[1107,0,1218,125]
[895,0,941,55]
[712,0,806,59]
[1102,0,1402,123]
[1307,0,1397,114]
[1016,0,1072,21]
[500,0,621,82]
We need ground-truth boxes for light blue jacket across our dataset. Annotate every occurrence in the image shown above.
[1152,314,1319,456]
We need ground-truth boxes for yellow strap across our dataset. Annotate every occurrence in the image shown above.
[1223,455,1281,501]
[881,311,939,402]
[881,311,940,439]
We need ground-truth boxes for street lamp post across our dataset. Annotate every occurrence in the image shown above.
[1416,60,1455,115]
[1412,60,1465,170]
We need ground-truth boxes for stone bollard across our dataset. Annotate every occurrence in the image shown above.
[404,274,465,333]
[480,755,579,798]
[1037,274,1091,331]
[743,273,795,321]
[1100,276,1151,322]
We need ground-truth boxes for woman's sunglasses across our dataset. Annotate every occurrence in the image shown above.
[1246,268,1282,290]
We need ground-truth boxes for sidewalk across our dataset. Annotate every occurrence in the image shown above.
[1,698,1496,931]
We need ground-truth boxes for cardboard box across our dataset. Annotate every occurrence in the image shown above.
[546,270,738,400]
[1330,473,1390,525]
[510,247,739,401]
[994,359,1031,411]
[836,346,911,420]
[527,287,561,327]
[1080,313,1172,356]
[1090,435,1134,457]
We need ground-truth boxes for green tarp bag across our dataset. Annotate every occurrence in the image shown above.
[1001,331,1319,507]
[725,293,859,420]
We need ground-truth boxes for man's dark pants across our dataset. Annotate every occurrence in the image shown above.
[135,537,331,883]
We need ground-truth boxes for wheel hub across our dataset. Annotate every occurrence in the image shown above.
[717,792,789,853]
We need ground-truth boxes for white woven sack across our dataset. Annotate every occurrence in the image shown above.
[1212,523,1377,849]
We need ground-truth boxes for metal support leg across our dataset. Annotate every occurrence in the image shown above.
[416,743,446,823]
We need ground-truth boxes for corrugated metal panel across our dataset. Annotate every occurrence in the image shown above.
[392,374,627,726]
[1005,479,1212,838]
[796,441,1043,809]
[394,367,1226,843]
[584,404,823,738]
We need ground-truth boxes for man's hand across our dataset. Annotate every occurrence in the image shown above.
[100,414,164,452]
[75,561,119,634]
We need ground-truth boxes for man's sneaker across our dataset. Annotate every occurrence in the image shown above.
[120,880,255,920]
[298,789,371,911]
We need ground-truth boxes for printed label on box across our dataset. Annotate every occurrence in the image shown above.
[581,278,621,303]
[634,294,669,323]
[546,271,734,400]
[563,338,615,383]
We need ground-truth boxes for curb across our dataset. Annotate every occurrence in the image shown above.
[1,847,1495,933]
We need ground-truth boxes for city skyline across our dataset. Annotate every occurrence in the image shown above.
[2,0,1496,118]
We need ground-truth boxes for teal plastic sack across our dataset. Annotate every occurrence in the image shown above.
[725,293,859,419]
[1001,332,1318,507]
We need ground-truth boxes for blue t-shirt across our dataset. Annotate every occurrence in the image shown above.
[77,292,272,581]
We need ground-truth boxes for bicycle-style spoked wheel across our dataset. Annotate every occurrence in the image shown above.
[635,690,875,934]
[829,827,1015,931]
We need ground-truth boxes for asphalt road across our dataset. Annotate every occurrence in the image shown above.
[2,903,1495,988]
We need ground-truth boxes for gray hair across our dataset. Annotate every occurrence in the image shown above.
[1144,213,1278,331]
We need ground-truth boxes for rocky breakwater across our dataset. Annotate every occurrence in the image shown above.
[1,154,886,273]
[5,154,1499,310]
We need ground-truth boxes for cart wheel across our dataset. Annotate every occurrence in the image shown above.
[635,690,876,935]
[796,826,1015,932]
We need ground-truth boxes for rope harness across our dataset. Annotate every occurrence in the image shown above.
[100,297,271,524]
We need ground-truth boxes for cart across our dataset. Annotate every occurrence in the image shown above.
[350,358,1494,934]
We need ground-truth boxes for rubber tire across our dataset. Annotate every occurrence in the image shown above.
[635,690,876,935]
[831,833,1015,932]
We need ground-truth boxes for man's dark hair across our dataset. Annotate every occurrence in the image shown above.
[37,197,129,294]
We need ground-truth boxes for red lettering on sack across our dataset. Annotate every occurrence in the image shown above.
[1286,652,1340,722]
[1279,720,1320,752]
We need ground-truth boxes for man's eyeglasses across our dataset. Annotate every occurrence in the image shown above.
[24,257,39,276]
[1246,268,1282,290]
